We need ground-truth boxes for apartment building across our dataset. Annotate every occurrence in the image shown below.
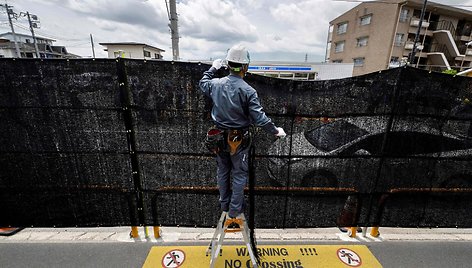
[326,0,472,76]
[0,32,78,58]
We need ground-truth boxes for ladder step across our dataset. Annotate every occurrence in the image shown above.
[224,218,243,233]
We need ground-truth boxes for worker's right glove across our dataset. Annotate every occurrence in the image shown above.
[275,127,286,138]
[212,59,223,70]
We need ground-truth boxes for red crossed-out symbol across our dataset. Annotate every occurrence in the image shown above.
[161,249,186,268]
[337,248,362,267]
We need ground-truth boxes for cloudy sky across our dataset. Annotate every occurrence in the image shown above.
[2,0,472,62]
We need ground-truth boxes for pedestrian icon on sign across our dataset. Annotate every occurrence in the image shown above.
[161,249,186,268]
[337,248,362,267]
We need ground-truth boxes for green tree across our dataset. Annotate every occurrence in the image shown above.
[442,69,458,75]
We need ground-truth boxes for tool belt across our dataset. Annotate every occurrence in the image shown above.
[204,127,251,155]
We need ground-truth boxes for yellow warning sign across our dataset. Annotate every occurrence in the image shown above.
[142,245,382,268]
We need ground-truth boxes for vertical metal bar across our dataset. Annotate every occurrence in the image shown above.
[281,81,298,229]
[365,68,403,226]
[409,0,428,64]
[116,58,146,227]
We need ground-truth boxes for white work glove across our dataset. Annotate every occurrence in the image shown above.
[275,127,286,138]
[212,59,223,70]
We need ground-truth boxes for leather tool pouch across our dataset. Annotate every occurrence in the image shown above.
[227,129,251,155]
[205,128,225,154]
[227,130,243,155]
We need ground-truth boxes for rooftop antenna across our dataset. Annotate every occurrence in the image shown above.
[165,0,179,60]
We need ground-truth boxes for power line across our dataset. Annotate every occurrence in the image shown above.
[332,0,404,3]
[12,22,86,42]
[332,0,472,7]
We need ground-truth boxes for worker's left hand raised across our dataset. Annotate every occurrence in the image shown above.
[275,127,286,138]
[212,59,223,70]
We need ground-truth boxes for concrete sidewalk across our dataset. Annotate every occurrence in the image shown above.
[2,226,472,244]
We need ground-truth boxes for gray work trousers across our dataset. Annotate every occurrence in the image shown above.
[216,145,249,218]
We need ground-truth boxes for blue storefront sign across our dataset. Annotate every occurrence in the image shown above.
[248,66,312,72]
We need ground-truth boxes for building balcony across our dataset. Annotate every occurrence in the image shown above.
[410,18,430,28]
[404,41,424,51]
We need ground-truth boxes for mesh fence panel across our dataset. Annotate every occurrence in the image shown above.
[1,58,471,227]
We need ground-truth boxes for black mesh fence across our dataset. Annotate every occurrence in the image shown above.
[1,58,471,228]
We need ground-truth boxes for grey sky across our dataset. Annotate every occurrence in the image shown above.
[2,0,472,62]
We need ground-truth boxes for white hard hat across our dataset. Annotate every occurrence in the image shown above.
[225,44,250,65]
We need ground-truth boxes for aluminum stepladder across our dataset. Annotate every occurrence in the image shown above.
[207,211,258,268]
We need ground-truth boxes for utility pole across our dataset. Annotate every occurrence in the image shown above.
[166,0,180,60]
[25,12,40,58]
[408,0,428,64]
[90,34,95,58]
[2,4,21,58]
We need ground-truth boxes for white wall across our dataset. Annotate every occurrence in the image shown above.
[0,48,16,58]
[104,44,162,60]
[314,63,354,80]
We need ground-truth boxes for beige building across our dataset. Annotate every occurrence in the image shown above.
[100,42,165,60]
[327,0,472,76]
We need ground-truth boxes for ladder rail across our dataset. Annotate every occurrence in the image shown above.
[208,212,258,268]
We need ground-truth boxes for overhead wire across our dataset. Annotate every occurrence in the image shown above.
[332,0,472,7]
[11,22,89,45]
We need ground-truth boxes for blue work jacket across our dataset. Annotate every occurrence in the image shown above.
[199,67,277,134]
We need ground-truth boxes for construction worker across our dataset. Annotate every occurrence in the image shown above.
[199,44,286,219]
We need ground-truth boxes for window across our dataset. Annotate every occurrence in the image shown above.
[399,9,409,22]
[294,72,309,80]
[389,56,400,68]
[143,50,151,57]
[114,51,125,58]
[356,36,369,47]
[334,41,345,53]
[154,53,162,59]
[332,59,343,63]
[279,73,295,79]
[337,22,348,34]
[25,39,31,44]
[353,57,365,67]
[360,14,372,26]
[394,33,404,46]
